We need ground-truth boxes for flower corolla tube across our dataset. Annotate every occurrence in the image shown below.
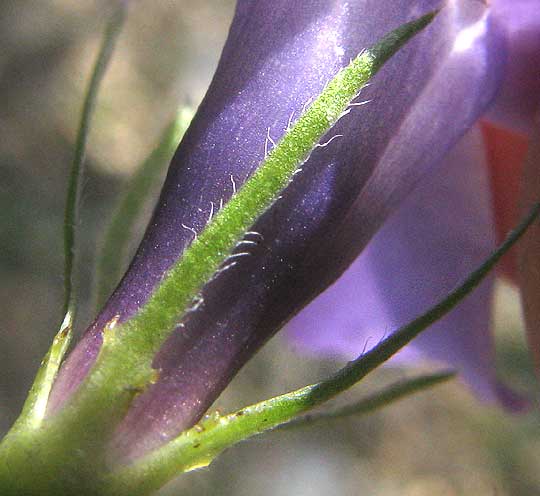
[46,0,539,461]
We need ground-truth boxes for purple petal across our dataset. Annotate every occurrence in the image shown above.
[287,126,527,411]
[49,0,505,459]
[485,0,540,132]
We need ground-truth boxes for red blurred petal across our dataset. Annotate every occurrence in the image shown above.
[481,121,529,280]
[519,130,540,370]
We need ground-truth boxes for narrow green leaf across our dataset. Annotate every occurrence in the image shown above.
[106,203,539,496]
[95,106,194,309]
[278,371,455,429]
[63,3,128,320]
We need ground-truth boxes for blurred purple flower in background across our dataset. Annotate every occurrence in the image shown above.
[46,0,537,460]
[288,0,540,409]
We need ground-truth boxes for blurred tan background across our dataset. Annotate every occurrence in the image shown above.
[1,2,540,495]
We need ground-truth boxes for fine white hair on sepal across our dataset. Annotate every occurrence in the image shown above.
[287,109,296,131]
[301,96,314,114]
[315,134,344,148]
[207,201,215,224]
[236,239,259,247]
[264,127,277,158]
[244,231,264,241]
[186,295,204,313]
[181,223,198,240]
[338,107,352,119]
[348,99,372,107]
[209,261,239,282]
[225,251,252,261]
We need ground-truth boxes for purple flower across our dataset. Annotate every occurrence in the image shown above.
[288,0,540,410]
[49,0,505,460]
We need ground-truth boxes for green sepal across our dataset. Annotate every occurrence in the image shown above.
[9,311,74,433]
